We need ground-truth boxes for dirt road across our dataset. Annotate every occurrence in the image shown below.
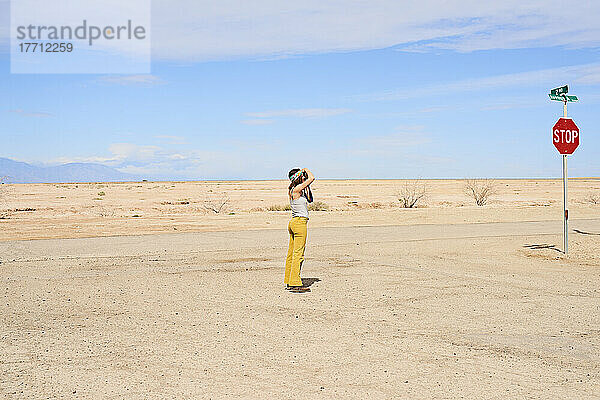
[1,219,600,398]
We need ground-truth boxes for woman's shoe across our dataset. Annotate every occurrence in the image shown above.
[289,286,310,293]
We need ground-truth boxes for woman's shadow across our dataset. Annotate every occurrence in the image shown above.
[301,277,321,288]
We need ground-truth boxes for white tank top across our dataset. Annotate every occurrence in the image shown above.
[290,196,309,218]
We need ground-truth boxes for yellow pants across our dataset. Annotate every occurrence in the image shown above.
[284,217,308,287]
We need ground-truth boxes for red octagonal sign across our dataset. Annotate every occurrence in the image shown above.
[552,117,580,155]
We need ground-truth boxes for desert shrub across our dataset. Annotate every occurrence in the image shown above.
[584,192,600,205]
[202,193,230,213]
[465,179,496,206]
[267,204,292,211]
[308,201,329,211]
[97,207,115,218]
[397,180,427,208]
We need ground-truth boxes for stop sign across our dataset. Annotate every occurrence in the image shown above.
[552,117,580,154]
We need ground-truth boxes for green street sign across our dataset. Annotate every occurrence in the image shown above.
[549,94,579,102]
[550,85,569,96]
[549,94,564,101]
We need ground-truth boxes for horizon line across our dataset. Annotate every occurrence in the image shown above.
[5,177,600,185]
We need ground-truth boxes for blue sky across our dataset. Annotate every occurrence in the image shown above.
[1,1,599,179]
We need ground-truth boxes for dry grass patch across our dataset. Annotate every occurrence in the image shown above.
[161,199,190,205]
[308,201,329,211]
[267,204,292,211]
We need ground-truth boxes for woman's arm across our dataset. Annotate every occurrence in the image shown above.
[292,168,315,193]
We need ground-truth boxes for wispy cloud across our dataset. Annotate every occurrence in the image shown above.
[241,119,275,126]
[398,13,600,53]
[98,75,165,86]
[8,109,54,118]
[2,2,598,61]
[47,129,435,180]
[355,62,600,102]
[246,108,352,118]
[146,1,600,61]
[108,143,163,161]
[53,143,164,165]
[1,2,599,61]
[574,64,600,85]
[50,142,272,179]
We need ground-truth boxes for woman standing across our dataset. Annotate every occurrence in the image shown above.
[284,167,315,293]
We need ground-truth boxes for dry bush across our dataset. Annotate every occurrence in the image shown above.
[397,180,427,208]
[308,201,329,211]
[97,207,115,218]
[584,192,600,205]
[267,204,291,211]
[465,179,497,206]
[202,193,230,214]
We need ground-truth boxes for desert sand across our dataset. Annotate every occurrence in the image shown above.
[1,179,599,398]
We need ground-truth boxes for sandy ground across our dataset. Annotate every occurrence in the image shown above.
[1,179,599,240]
[1,179,600,398]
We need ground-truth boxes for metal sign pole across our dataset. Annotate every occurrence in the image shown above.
[563,154,568,255]
[550,85,579,255]
[563,99,568,255]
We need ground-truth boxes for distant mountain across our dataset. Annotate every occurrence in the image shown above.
[0,158,140,183]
